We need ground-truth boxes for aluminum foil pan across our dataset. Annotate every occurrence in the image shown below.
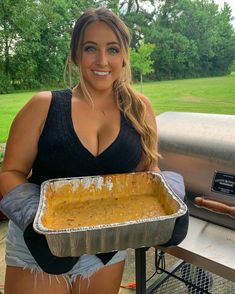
[33,172,187,257]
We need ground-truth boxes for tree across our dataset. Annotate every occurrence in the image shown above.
[0,0,39,91]
[1,0,235,93]
[156,0,235,77]
[230,59,235,71]
[146,25,200,80]
[0,0,97,92]
[210,3,235,75]
[130,41,155,91]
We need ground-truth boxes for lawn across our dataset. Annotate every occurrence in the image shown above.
[0,73,235,142]
[134,72,235,114]
[0,91,36,143]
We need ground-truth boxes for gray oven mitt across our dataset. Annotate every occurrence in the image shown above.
[0,182,40,231]
[159,171,189,247]
[161,171,185,201]
[0,182,79,274]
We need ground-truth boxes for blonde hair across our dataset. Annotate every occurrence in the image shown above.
[70,7,158,167]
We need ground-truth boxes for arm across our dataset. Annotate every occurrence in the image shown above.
[134,94,185,199]
[134,94,188,246]
[0,91,51,230]
[142,96,160,172]
[135,93,160,172]
[0,91,52,195]
[0,92,80,273]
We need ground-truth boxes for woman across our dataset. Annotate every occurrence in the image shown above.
[0,7,186,294]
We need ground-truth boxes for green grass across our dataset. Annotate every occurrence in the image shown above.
[0,91,36,143]
[134,73,235,115]
[0,73,235,142]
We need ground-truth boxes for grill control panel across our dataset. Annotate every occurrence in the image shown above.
[212,171,235,197]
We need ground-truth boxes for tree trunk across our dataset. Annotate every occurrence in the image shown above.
[3,22,10,77]
[140,73,143,93]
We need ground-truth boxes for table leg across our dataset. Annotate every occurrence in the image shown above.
[135,248,147,294]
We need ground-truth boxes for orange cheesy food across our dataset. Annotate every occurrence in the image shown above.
[41,173,175,230]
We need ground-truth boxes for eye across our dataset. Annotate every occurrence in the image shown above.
[107,47,120,55]
[83,45,96,53]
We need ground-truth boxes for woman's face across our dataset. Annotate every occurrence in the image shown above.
[80,21,124,95]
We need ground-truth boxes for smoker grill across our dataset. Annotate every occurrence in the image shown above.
[157,112,235,230]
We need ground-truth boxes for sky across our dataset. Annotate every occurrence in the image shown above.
[213,0,235,26]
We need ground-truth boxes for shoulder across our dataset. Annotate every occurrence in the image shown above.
[20,91,52,115]
[134,91,155,116]
[12,91,52,132]
[18,88,71,123]
[28,91,52,106]
[135,91,157,130]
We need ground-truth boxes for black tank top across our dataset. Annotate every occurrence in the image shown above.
[29,89,142,185]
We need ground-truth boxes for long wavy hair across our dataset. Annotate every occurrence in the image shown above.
[70,7,158,167]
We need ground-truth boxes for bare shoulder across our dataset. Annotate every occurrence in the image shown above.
[32,90,52,100]
[135,91,156,118]
[12,91,52,133]
[16,91,52,123]
[2,91,53,179]
[135,91,150,103]
[135,92,154,113]
[25,91,52,112]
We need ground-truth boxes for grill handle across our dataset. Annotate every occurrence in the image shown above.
[194,197,235,218]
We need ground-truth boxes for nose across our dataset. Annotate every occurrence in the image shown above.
[96,49,108,66]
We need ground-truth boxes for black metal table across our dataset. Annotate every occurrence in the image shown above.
[135,216,235,293]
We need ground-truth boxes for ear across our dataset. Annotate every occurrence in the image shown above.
[122,61,126,67]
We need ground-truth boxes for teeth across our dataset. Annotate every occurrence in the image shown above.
[94,71,109,76]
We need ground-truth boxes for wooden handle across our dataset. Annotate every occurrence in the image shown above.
[194,197,235,218]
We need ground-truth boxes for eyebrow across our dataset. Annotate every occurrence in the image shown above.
[83,41,120,46]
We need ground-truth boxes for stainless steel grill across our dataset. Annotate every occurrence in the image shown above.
[157,112,235,229]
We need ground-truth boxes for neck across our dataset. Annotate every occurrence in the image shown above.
[74,85,117,115]
[76,84,115,105]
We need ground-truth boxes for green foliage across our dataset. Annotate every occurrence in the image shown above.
[131,41,155,75]
[230,60,235,71]
[153,0,235,78]
[130,41,155,91]
[0,0,39,88]
[0,0,86,92]
[147,28,199,80]
[122,9,156,48]
[0,0,235,92]
[0,73,13,94]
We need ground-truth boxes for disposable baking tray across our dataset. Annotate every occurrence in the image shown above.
[33,172,187,257]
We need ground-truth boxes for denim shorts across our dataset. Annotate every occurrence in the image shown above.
[5,220,127,282]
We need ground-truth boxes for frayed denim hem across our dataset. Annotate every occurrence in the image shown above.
[6,251,127,291]
[5,220,127,289]
[5,262,72,290]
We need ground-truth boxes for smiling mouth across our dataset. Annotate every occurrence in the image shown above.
[93,70,110,76]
